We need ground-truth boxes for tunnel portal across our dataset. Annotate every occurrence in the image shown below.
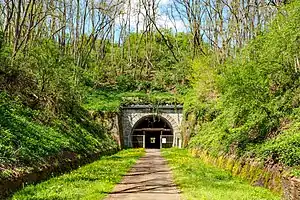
[121,105,183,148]
[132,115,173,149]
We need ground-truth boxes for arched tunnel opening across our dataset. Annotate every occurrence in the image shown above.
[131,115,173,149]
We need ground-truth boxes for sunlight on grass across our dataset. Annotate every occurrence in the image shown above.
[11,149,144,200]
[83,89,182,112]
[162,148,280,200]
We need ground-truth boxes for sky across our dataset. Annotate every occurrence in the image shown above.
[115,0,188,34]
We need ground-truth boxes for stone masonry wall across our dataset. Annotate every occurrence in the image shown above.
[191,148,300,200]
[121,106,183,148]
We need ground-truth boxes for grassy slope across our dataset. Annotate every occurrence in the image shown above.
[187,1,300,172]
[0,93,117,179]
[11,149,144,200]
[162,148,280,200]
[83,88,183,112]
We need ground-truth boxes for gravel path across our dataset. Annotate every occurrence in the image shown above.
[105,149,181,200]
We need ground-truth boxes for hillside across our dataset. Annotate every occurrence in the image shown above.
[0,0,299,198]
[186,0,300,175]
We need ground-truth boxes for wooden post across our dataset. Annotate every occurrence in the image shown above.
[143,131,145,148]
[160,131,163,149]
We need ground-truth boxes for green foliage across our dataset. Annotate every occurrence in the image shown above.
[0,39,84,115]
[82,31,193,112]
[162,148,280,200]
[0,24,191,182]
[11,149,144,200]
[291,169,300,178]
[184,54,219,119]
[187,1,300,167]
[0,92,117,176]
[83,88,183,112]
[88,31,192,92]
[0,38,121,180]
[254,108,300,166]
[116,75,138,91]
[0,31,3,49]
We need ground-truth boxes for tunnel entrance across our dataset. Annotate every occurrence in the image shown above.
[131,115,173,149]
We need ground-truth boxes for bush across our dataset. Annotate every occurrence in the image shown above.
[188,1,300,167]
[116,75,137,91]
[0,93,117,167]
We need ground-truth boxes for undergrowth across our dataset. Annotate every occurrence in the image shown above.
[11,149,144,200]
[83,87,184,112]
[162,148,280,200]
[0,92,117,179]
[186,0,300,170]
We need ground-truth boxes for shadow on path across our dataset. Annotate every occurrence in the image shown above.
[105,149,181,200]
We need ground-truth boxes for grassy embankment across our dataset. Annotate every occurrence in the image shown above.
[11,149,144,200]
[83,88,184,112]
[162,148,280,200]
[184,1,300,175]
[0,93,117,180]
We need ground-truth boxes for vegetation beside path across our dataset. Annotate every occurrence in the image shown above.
[83,88,184,112]
[162,148,280,200]
[11,149,144,200]
[185,1,300,172]
[0,93,117,180]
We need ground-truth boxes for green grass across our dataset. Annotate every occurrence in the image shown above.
[83,88,183,112]
[161,148,280,200]
[11,149,144,200]
[0,92,117,176]
[291,169,300,178]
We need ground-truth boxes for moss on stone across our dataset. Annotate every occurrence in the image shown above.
[189,148,286,195]
[232,160,242,176]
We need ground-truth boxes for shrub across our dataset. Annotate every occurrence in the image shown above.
[188,1,300,167]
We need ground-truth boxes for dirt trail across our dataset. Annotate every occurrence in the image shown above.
[105,149,181,200]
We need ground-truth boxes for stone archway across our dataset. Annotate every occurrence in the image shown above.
[121,105,183,148]
[131,115,174,148]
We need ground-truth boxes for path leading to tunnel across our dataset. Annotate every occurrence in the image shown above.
[105,149,181,200]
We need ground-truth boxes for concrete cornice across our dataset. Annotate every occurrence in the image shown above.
[121,104,183,110]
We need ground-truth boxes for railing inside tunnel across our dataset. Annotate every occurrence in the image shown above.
[160,135,173,148]
[130,131,174,149]
[132,135,145,148]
